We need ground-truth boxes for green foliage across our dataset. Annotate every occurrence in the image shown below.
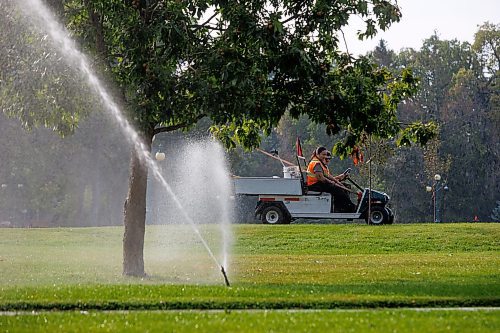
[397,122,439,147]
[396,33,479,120]
[386,29,498,222]
[370,39,397,68]
[473,22,500,78]
[0,1,97,136]
[279,27,497,223]
[0,112,129,227]
[304,57,434,158]
[210,120,263,151]
[58,0,423,152]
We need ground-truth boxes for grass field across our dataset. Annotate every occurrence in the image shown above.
[0,223,499,332]
[2,309,498,333]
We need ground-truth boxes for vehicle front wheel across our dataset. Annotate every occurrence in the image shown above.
[386,208,395,224]
[366,206,389,225]
[261,205,289,224]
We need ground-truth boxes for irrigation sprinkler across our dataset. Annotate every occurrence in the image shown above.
[221,266,231,287]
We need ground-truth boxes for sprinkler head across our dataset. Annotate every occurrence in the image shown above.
[221,266,231,287]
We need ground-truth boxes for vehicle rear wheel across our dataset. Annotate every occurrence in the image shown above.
[261,205,289,224]
[366,206,388,225]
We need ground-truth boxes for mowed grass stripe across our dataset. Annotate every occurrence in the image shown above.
[2,223,498,255]
[1,309,499,333]
[1,280,498,311]
[233,223,500,254]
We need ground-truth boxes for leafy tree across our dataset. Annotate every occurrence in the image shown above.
[472,22,499,135]
[399,33,478,121]
[371,39,396,68]
[473,22,500,80]
[0,1,100,136]
[3,0,437,276]
[368,30,498,222]
[0,110,129,227]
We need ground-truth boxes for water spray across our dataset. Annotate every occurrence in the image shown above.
[23,0,231,286]
[220,265,231,287]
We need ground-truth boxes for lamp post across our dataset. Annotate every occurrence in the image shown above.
[426,174,449,223]
[155,152,165,161]
[0,184,6,223]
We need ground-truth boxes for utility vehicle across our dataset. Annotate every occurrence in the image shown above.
[233,155,394,225]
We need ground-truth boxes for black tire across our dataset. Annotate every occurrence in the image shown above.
[261,205,289,224]
[366,206,388,225]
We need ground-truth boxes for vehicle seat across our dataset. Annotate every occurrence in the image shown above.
[297,156,325,196]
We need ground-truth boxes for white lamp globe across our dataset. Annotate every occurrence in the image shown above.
[434,174,441,181]
[155,152,165,161]
[425,186,432,192]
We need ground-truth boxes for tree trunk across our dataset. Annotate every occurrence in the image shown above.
[46,0,64,17]
[122,133,152,276]
[83,0,108,58]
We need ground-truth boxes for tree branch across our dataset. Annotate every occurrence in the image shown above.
[153,114,206,135]
[190,24,226,31]
[340,28,351,57]
[199,11,219,28]
[282,14,299,25]
[189,9,223,32]
[488,39,500,66]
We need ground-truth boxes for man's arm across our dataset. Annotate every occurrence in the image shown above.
[333,173,348,181]
[316,172,353,192]
[316,172,348,189]
[325,173,346,183]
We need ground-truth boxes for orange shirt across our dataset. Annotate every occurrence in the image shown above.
[306,159,330,186]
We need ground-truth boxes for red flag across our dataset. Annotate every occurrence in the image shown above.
[296,137,303,157]
[351,146,364,165]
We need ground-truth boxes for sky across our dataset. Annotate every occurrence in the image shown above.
[341,0,500,56]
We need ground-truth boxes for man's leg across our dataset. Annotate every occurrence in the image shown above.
[328,185,355,213]
[309,183,355,213]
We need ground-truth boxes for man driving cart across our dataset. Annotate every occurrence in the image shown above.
[306,146,356,213]
[233,142,394,225]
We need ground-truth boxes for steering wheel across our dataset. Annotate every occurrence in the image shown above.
[343,168,352,178]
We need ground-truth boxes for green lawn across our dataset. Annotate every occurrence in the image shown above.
[2,309,498,333]
[0,223,499,332]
